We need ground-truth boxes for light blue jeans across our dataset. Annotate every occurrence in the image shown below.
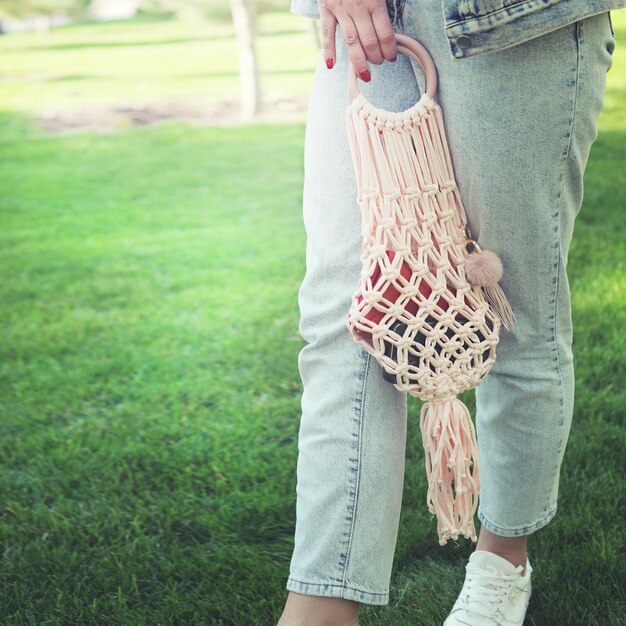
[287,2,615,605]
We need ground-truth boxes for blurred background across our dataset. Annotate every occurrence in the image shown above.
[0,0,321,126]
[1,2,624,625]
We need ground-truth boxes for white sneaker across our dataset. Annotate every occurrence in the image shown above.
[443,550,534,626]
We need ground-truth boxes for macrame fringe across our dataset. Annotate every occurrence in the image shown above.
[482,284,516,331]
[419,397,480,546]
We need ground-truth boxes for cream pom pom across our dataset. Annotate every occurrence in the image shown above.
[464,250,503,287]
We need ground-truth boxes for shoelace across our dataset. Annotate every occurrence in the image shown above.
[458,564,523,620]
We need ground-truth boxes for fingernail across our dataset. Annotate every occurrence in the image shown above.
[325,57,334,69]
[359,69,371,81]
[391,55,398,62]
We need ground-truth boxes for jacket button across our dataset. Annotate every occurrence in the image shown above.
[456,35,472,49]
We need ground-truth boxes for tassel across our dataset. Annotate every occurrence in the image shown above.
[464,238,516,331]
[482,284,516,331]
[419,397,480,546]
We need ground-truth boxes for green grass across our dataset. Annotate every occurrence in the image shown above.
[1,10,625,626]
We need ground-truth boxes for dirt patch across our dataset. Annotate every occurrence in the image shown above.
[36,94,311,133]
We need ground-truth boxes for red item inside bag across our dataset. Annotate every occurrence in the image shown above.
[354,250,454,343]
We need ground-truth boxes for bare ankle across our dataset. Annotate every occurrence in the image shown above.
[277,591,360,626]
[475,527,529,571]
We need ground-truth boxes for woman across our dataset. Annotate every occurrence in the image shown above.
[278,1,620,624]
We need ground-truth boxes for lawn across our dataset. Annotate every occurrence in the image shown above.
[0,9,625,626]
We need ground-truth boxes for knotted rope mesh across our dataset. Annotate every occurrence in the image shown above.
[345,40,515,545]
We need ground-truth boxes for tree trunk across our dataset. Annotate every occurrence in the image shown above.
[35,16,51,36]
[230,0,260,121]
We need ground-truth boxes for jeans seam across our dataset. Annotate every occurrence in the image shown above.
[546,19,581,502]
[340,349,370,588]
[553,22,581,395]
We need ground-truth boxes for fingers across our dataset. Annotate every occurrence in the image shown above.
[370,2,398,62]
[348,12,385,66]
[320,8,337,69]
[339,15,376,80]
[319,0,399,81]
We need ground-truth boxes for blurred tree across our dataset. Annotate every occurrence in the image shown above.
[145,0,262,120]
[229,0,260,120]
[90,0,140,20]
[0,0,91,32]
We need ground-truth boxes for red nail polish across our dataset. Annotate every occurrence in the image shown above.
[325,57,334,69]
[359,69,371,81]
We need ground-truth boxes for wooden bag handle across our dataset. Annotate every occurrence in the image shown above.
[348,33,438,101]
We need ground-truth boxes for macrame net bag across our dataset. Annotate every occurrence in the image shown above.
[345,34,516,546]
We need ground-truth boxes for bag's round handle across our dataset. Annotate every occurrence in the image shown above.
[348,33,437,101]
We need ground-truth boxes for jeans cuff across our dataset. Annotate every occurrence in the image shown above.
[286,576,389,605]
[478,504,558,537]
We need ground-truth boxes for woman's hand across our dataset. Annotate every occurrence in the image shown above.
[319,0,398,81]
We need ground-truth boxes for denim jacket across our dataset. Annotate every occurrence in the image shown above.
[289,0,625,60]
